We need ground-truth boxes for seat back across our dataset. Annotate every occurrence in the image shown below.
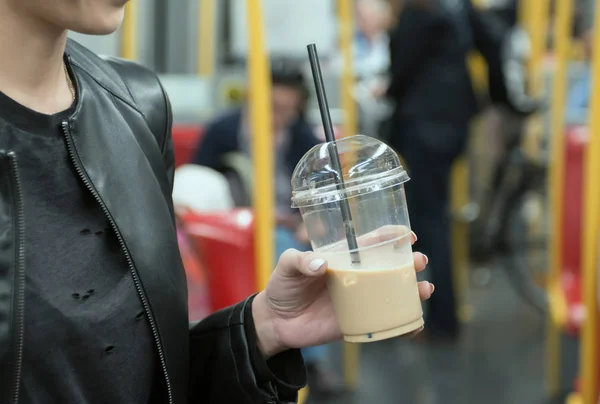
[180,209,257,312]
[172,164,234,212]
[219,152,254,207]
[172,125,204,168]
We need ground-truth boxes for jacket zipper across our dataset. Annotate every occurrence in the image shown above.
[60,122,173,404]
[6,152,26,404]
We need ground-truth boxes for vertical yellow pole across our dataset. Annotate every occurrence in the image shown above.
[580,3,600,402]
[518,0,531,33]
[339,0,358,139]
[297,387,308,404]
[467,0,488,91]
[522,0,550,159]
[525,0,549,95]
[337,0,360,392]
[245,3,303,399]
[545,0,574,398]
[246,0,274,292]
[453,0,490,326]
[451,155,471,322]
[120,0,138,60]
[197,0,217,77]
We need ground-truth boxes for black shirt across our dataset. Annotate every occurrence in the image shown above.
[0,90,156,403]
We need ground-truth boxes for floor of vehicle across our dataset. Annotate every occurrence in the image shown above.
[312,266,579,404]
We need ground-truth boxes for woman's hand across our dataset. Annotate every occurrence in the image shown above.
[252,231,432,358]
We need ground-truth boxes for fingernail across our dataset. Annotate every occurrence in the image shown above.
[430,283,435,294]
[411,231,418,241]
[309,259,326,272]
[423,254,429,265]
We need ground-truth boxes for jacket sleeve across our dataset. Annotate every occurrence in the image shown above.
[188,295,307,403]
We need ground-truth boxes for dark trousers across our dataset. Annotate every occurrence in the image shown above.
[390,119,468,337]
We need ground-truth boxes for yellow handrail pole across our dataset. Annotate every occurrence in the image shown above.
[246,0,274,292]
[297,387,308,404]
[525,0,549,96]
[468,0,488,92]
[197,0,217,77]
[580,2,600,402]
[337,0,360,392]
[245,2,307,400]
[453,0,489,326]
[450,155,471,323]
[120,0,138,60]
[522,0,550,159]
[545,0,573,398]
[339,0,358,140]
[518,0,532,46]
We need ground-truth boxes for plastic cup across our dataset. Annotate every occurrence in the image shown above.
[291,135,423,343]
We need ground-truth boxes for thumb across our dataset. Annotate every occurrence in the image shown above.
[276,249,328,278]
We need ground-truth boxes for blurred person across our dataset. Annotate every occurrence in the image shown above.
[332,0,391,82]
[192,61,319,242]
[566,32,592,124]
[332,0,394,137]
[0,0,435,403]
[354,0,392,79]
[384,0,515,341]
[193,60,345,399]
[567,2,595,124]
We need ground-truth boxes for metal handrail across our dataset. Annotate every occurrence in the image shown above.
[120,0,138,60]
[579,1,600,400]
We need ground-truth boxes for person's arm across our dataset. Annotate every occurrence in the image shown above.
[160,109,306,403]
[188,296,307,403]
[386,2,447,99]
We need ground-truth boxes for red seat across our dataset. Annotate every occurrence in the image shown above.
[176,223,211,322]
[561,125,589,335]
[172,125,204,168]
[180,209,256,312]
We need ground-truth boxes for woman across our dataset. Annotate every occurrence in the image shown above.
[0,0,436,403]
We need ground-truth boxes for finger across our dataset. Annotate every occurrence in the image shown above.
[418,281,434,301]
[404,326,425,339]
[413,252,428,272]
[323,226,413,253]
[359,225,410,247]
[276,249,328,278]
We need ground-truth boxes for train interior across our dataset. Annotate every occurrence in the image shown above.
[69,0,600,403]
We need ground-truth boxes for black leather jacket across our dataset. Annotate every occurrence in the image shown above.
[0,40,304,404]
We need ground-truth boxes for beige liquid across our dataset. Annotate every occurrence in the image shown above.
[326,261,423,343]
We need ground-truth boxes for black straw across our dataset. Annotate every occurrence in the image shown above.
[307,44,361,264]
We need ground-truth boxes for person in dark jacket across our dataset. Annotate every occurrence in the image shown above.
[385,0,501,341]
[193,61,345,399]
[192,62,321,234]
[0,0,436,403]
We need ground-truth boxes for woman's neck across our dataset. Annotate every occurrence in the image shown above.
[0,1,72,114]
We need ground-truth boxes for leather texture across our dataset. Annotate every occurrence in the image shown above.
[0,152,21,404]
[0,39,290,404]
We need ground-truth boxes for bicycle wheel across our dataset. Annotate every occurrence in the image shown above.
[503,178,549,314]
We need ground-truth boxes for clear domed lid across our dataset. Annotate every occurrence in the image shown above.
[291,135,409,208]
